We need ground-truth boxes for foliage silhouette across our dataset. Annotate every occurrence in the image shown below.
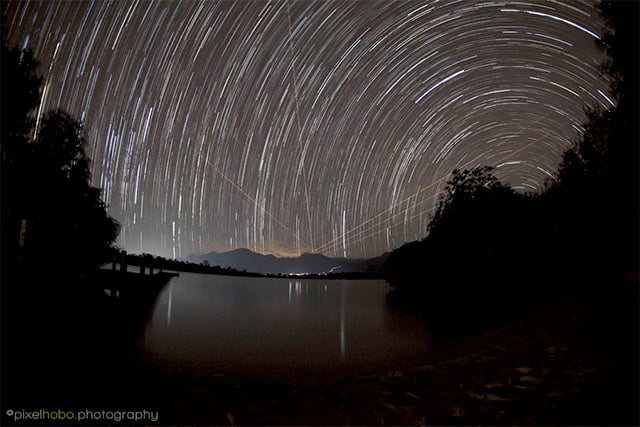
[0,44,42,158]
[548,0,639,277]
[1,42,119,276]
[384,1,638,319]
[1,43,43,272]
[385,167,539,318]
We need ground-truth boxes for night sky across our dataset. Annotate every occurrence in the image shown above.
[3,1,612,259]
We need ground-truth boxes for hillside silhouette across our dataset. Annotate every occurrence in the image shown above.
[184,247,387,275]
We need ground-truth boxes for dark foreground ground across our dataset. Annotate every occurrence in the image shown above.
[2,270,638,426]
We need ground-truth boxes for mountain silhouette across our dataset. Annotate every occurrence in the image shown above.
[183,248,387,275]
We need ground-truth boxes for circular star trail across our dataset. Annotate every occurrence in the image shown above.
[3,1,611,259]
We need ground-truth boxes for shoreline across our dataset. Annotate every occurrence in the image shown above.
[140,280,637,425]
[2,273,638,425]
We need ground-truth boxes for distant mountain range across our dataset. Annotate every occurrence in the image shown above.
[183,248,388,275]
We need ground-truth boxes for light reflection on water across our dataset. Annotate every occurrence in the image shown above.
[143,272,429,376]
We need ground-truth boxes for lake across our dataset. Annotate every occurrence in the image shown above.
[141,272,430,378]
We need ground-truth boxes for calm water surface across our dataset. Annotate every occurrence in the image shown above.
[142,272,430,376]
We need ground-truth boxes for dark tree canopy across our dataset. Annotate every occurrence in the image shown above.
[35,110,91,181]
[550,0,639,274]
[385,167,532,303]
[384,1,638,318]
[0,44,42,155]
[598,0,639,107]
[25,110,120,271]
[1,42,119,276]
[428,166,515,241]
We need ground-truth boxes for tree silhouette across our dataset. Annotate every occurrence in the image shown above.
[385,167,535,316]
[550,0,639,277]
[1,42,119,276]
[384,1,638,320]
[1,43,43,272]
[0,44,42,159]
[26,110,120,272]
[427,166,515,244]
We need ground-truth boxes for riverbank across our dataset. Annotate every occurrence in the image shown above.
[2,272,638,425]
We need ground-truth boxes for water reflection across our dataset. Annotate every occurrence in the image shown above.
[340,282,346,360]
[166,281,173,327]
[143,273,429,375]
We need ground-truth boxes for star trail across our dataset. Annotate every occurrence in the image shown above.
[2,1,611,259]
